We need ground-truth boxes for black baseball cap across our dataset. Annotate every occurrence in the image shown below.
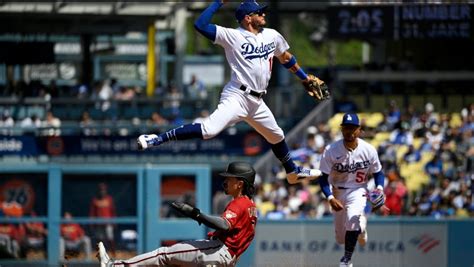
[219,161,256,185]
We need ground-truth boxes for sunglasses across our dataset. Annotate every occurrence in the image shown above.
[248,10,265,16]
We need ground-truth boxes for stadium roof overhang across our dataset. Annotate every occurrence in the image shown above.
[0,1,331,35]
[0,2,208,35]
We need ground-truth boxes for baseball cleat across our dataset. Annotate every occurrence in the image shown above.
[97,242,111,267]
[287,167,322,184]
[339,256,353,267]
[137,134,162,150]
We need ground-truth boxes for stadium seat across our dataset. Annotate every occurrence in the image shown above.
[449,113,462,128]
[88,108,104,120]
[139,105,156,119]
[365,112,384,128]
[122,107,139,119]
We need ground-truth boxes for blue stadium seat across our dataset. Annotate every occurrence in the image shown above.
[88,108,104,120]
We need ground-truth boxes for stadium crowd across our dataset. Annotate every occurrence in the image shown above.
[246,102,474,219]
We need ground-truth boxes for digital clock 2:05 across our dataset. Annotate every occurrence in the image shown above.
[329,6,393,38]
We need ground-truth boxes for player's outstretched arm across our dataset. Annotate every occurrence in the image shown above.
[194,0,223,41]
[171,202,229,231]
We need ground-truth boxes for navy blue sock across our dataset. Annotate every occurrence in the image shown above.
[271,140,297,173]
[343,230,360,261]
[159,123,203,142]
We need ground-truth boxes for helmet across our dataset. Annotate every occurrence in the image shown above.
[219,161,256,185]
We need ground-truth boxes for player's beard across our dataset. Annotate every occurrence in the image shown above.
[251,18,265,31]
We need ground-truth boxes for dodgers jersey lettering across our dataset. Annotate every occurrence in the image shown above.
[320,138,382,189]
[211,196,257,258]
[215,25,289,92]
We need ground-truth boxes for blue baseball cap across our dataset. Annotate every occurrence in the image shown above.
[235,1,268,22]
[341,113,360,126]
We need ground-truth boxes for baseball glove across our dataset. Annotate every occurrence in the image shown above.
[171,201,201,222]
[302,74,330,101]
[368,189,385,211]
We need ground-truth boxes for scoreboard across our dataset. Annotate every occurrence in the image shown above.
[328,4,473,40]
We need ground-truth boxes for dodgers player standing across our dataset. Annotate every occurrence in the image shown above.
[137,0,322,184]
[98,161,258,267]
[318,113,386,267]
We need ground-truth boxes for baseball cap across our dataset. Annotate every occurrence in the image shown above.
[219,161,256,185]
[340,113,360,127]
[235,1,268,22]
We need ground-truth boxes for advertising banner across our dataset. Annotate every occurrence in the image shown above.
[0,131,269,157]
[255,222,447,267]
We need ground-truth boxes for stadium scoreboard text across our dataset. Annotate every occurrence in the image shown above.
[328,4,473,40]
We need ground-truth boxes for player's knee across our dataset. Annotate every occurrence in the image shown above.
[265,129,285,144]
[201,124,222,139]
[346,216,362,231]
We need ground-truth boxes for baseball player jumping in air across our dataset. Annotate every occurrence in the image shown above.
[318,113,386,267]
[137,0,329,184]
[98,161,258,267]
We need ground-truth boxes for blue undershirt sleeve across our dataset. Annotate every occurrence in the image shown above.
[318,173,332,198]
[194,1,222,41]
[373,171,385,188]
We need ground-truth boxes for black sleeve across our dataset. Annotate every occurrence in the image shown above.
[196,213,230,231]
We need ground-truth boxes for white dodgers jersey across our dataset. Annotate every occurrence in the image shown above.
[214,25,289,92]
[320,138,382,189]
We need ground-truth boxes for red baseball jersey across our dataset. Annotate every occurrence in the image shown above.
[89,195,116,218]
[61,223,85,241]
[211,196,257,258]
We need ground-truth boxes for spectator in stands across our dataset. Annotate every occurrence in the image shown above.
[425,153,443,185]
[80,111,96,136]
[426,124,443,150]
[60,212,92,260]
[91,80,113,112]
[386,100,401,129]
[20,115,42,129]
[265,204,286,220]
[147,111,168,127]
[89,183,116,256]
[390,121,413,145]
[423,102,438,128]
[42,111,61,136]
[22,210,47,258]
[0,202,25,259]
[0,110,14,135]
[114,86,135,101]
[384,178,408,216]
[186,74,207,101]
[402,144,421,164]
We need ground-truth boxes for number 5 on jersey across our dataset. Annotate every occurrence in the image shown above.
[355,171,366,183]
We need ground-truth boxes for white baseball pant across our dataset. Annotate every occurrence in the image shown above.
[332,187,367,245]
[200,89,284,145]
[111,239,236,267]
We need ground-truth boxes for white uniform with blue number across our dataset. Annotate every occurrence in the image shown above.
[200,26,289,144]
[319,138,382,244]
